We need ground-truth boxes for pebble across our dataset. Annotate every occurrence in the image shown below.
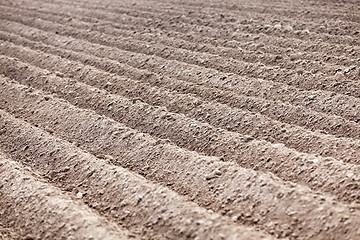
[214,169,222,176]
[284,25,293,31]
[289,54,298,61]
[335,72,344,80]
[287,211,297,216]
[205,173,216,180]
[297,69,304,75]
[55,71,64,77]
[309,158,319,164]
[243,136,254,142]
[76,192,83,198]
[307,95,316,100]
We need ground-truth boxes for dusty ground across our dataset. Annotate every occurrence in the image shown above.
[0,0,359,239]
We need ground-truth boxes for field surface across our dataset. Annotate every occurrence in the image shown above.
[0,0,359,239]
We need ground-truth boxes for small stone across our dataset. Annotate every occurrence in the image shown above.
[289,54,297,61]
[264,24,272,29]
[284,25,293,31]
[205,173,216,180]
[243,136,254,142]
[55,71,64,77]
[76,192,83,198]
[307,95,316,100]
[346,172,354,178]
[335,72,344,80]
[274,24,282,29]
[104,155,114,161]
[309,158,319,164]
[214,169,222,176]
[24,235,35,240]
[287,211,296,216]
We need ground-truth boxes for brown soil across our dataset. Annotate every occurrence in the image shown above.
[0,153,136,240]
[0,0,359,239]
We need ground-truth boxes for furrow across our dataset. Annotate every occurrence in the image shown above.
[139,0,360,37]
[2,32,360,161]
[2,53,360,205]
[2,1,360,239]
[7,3,356,78]
[107,1,360,45]
[3,3,360,122]
[0,109,273,240]
[6,0,358,69]
[48,0,360,23]
[103,6,360,56]
[1,76,360,240]
[0,153,135,240]
[9,0,359,60]
[2,12,359,99]
[124,0,360,24]
[184,0,360,22]
[1,22,359,139]
[34,0,360,46]
[43,0,360,24]
[58,0,360,47]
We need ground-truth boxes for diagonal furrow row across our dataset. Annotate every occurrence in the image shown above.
[3,4,360,122]
[36,0,360,45]
[141,0,360,36]
[2,21,359,139]
[0,153,135,240]
[6,3,356,79]
[1,0,360,239]
[36,0,360,67]
[48,0,360,24]
[2,53,360,205]
[102,6,360,55]
[1,76,360,240]
[2,12,359,99]
[118,1,360,42]
[6,0,358,69]
[0,110,275,240]
[144,0,360,24]
[12,0,360,60]
[72,0,360,46]
[5,2,360,92]
[1,37,360,165]
[130,0,360,39]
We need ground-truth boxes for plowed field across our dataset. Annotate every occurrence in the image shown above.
[0,0,359,239]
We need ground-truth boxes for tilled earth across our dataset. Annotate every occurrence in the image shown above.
[0,0,359,239]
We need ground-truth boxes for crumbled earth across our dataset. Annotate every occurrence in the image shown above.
[0,0,359,239]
